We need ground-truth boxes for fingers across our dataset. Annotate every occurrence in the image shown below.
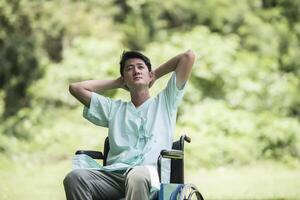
[123,82,129,91]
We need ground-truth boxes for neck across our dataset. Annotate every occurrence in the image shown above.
[130,88,151,107]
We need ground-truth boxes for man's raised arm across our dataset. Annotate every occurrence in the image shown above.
[152,49,196,88]
[69,78,124,107]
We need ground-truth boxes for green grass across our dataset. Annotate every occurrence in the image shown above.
[0,158,69,200]
[0,157,300,200]
[186,162,300,200]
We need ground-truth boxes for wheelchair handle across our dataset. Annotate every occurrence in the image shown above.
[184,135,191,143]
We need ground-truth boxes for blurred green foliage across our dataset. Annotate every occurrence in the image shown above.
[0,0,300,168]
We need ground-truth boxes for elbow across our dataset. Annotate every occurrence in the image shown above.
[184,49,196,61]
[69,83,80,96]
[182,50,196,68]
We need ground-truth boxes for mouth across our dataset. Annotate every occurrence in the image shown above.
[133,76,142,80]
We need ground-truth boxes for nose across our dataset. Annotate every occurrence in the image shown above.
[133,66,141,75]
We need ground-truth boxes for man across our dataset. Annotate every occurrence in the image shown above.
[64,49,195,200]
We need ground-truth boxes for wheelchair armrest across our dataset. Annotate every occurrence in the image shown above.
[157,149,184,182]
[160,149,184,160]
[75,150,104,160]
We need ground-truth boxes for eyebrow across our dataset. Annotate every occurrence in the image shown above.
[125,62,145,68]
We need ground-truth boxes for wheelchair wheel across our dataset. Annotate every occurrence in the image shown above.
[178,184,204,200]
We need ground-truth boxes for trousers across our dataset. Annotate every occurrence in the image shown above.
[63,166,151,200]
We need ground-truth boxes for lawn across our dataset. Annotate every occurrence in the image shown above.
[0,158,299,200]
[187,162,300,200]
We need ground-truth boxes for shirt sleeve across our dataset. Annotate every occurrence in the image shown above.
[162,72,187,114]
[83,92,112,127]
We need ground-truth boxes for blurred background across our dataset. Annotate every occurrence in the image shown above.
[0,0,300,199]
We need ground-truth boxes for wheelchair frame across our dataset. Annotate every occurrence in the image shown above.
[75,134,204,200]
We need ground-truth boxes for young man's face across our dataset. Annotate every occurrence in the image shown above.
[122,58,152,90]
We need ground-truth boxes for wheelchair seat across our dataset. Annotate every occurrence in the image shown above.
[75,134,204,200]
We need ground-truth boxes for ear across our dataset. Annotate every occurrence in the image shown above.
[149,71,154,80]
[121,75,127,83]
[148,71,155,88]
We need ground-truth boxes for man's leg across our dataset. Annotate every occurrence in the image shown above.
[63,169,125,200]
[125,166,151,200]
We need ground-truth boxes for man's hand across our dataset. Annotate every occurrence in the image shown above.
[116,76,129,91]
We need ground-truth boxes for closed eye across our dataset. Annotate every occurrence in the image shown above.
[126,65,133,71]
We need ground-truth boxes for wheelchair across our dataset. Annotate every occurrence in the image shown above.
[75,134,204,200]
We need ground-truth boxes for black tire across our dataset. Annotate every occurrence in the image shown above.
[178,184,204,200]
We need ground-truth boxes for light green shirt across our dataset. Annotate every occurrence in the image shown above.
[83,72,186,182]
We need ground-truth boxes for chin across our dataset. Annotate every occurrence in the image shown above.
[131,82,149,88]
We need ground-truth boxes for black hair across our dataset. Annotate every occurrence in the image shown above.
[119,50,152,76]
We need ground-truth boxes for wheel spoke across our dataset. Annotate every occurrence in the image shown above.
[178,184,204,200]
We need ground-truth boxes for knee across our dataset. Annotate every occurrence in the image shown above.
[63,169,88,188]
[126,167,150,187]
